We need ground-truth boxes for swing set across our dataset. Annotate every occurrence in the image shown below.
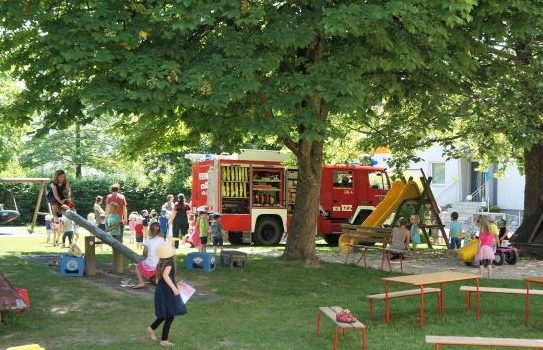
[0,178,51,232]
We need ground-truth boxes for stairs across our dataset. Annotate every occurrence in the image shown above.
[441,201,483,226]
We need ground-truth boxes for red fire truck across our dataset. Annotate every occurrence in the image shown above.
[190,150,390,246]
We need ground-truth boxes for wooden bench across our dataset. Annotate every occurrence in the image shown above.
[316,306,366,350]
[367,288,441,321]
[459,286,543,311]
[342,224,414,272]
[426,335,543,349]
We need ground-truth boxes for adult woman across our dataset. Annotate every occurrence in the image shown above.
[161,195,175,214]
[169,194,190,239]
[93,196,107,231]
[46,169,72,219]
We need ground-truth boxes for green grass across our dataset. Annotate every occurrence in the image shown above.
[1,234,542,350]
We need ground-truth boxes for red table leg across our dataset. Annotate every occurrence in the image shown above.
[475,278,480,321]
[525,281,530,327]
[466,291,471,311]
[384,281,390,324]
[439,283,444,316]
[333,326,339,350]
[316,311,321,336]
[361,327,367,350]
[419,284,425,328]
[434,344,440,350]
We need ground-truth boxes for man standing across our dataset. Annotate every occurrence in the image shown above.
[106,183,128,238]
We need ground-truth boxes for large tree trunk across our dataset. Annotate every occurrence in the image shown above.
[282,141,323,264]
[523,143,543,219]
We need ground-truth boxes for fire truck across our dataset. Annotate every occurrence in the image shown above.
[190,150,390,246]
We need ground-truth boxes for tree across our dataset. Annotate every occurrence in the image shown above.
[353,1,543,219]
[0,72,24,171]
[1,1,483,263]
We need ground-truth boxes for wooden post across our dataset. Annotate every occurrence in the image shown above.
[64,210,142,264]
[85,236,97,276]
[112,235,124,274]
[29,182,46,233]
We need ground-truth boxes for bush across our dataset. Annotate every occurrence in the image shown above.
[0,176,190,226]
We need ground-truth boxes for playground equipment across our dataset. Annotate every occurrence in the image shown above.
[0,178,50,232]
[339,171,449,253]
[64,210,142,274]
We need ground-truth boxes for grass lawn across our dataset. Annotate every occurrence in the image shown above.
[1,234,542,350]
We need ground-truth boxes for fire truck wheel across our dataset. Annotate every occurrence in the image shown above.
[323,234,339,246]
[254,218,282,246]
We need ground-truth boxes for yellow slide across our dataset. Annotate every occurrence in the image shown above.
[457,239,479,262]
[339,180,421,253]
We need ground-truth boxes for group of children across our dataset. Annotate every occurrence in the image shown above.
[128,209,170,249]
[45,213,79,247]
[187,209,226,255]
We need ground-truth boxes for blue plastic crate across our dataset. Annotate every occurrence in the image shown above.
[59,255,85,277]
[185,252,215,272]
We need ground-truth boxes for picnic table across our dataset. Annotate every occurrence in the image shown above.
[524,276,543,326]
[382,271,480,328]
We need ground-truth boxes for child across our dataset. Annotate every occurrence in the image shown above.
[142,209,150,237]
[497,219,509,246]
[449,212,464,249]
[134,222,165,289]
[475,216,498,278]
[147,243,186,347]
[409,215,420,249]
[135,216,145,250]
[61,214,74,248]
[106,202,123,241]
[211,213,225,256]
[46,169,72,220]
[159,209,169,239]
[45,214,53,244]
[198,211,209,253]
[186,211,201,248]
[150,210,158,225]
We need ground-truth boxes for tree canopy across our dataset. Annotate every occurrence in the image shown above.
[4,0,542,260]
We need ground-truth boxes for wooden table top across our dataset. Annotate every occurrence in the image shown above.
[383,271,479,286]
[523,276,543,284]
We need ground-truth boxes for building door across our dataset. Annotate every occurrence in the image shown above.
[470,162,487,201]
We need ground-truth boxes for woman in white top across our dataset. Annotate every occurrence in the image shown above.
[134,222,165,289]
[93,196,107,231]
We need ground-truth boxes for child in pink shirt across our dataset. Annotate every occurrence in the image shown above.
[475,216,498,278]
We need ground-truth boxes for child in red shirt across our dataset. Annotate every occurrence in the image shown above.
[135,216,144,250]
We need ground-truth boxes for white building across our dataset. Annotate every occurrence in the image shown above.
[374,144,525,218]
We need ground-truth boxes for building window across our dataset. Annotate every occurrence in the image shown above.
[431,163,445,185]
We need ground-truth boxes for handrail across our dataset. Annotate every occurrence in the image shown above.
[467,183,487,203]
[435,179,458,201]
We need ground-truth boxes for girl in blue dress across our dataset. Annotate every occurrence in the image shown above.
[147,243,186,347]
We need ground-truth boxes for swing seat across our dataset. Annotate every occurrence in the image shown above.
[0,207,20,224]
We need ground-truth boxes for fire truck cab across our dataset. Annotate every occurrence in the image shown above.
[190,150,390,246]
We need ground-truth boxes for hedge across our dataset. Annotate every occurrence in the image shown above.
[0,176,190,226]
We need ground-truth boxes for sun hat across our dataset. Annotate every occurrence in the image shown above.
[68,244,82,258]
[156,243,175,259]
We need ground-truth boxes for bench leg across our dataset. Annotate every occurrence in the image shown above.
[434,345,440,350]
[361,327,367,350]
[316,311,321,337]
[333,326,339,350]
[369,299,373,321]
[342,328,346,337]
[466,291,471,311]
[475,279,480,321]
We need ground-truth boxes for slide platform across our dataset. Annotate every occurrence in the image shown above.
[339,180,421,253]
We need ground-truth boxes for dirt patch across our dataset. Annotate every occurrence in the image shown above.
[24,255,221,302]
[318,249,543,279]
